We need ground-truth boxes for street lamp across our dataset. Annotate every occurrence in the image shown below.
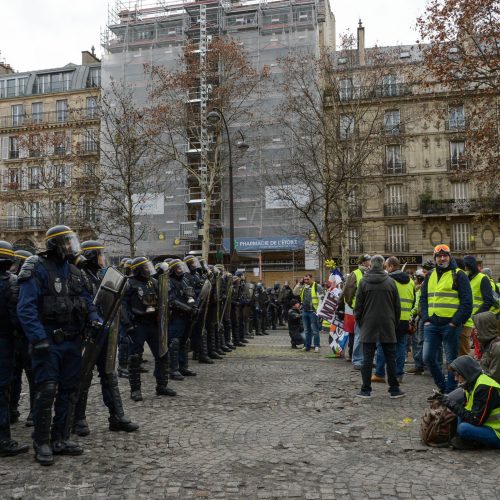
[207,108,248,272]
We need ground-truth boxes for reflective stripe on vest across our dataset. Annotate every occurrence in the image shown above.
[351,268,363,309]
[394,279,415,321]
[465,273,487,327]
[464,373,500,439]
[427,269,460,318]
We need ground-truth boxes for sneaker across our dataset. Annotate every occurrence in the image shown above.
[406,367,424,375]
[314,347,320,352]
[352,364,362,371]
[371,375,386,383]
[389,389,406,399]
[302,347,310,352]
[355,390,372,399]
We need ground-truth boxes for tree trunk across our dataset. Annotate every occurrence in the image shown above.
[340,200,350,276]
[201,194,211,261]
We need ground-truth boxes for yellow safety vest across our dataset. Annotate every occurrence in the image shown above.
[427,269,462,319]
[465,273,487,328]
[351,268,364,309]
[464,373,500,439]
[394,279,415,321]
[487,276,500,315]
[300,282,319,309]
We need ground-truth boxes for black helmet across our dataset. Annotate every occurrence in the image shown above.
[119,258,133,276]
[45,225,81,261]
[155,261,169,275]
[130,257,156,279]
[10,249,33,274]
[169,259,188,277]
[0,240,15,264]
[80,240,106,268]
[184,255,201,271]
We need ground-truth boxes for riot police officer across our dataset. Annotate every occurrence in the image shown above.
[122,257,176,401]
[0,241,29,457]
[117,258,133,378]
[9,249,35,427]
[73,241,138,436]
[231,273,246,347]
[254,283,269,336]
[215,265,234,352]
[17,226,100,466]
[168,259,198,380]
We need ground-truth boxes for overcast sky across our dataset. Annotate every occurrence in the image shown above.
[0,0,429,73]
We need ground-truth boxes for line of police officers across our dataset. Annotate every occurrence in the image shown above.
[0,224,278,466]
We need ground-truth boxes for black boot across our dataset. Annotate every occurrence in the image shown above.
[118,360,129,379]
[156,356,177,396]
[32,381,56,466]
[51,390,83,457]
[73,371,92,437]
[169,338,184,381]
[0,387,28,457]
[198,334,214,364]
[208,329,223,359]
[105,373,139,433]
[128,355,143,402]
[25,411,34,427]
[139,354,149,373]
[179,342,196,376]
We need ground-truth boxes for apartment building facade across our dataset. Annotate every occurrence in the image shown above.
[0,51,101,252]
[326,24,500,275]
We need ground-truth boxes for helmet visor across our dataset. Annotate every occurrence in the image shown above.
[185,256,201,270]
[141,260,156,278]
[57,233,81,259]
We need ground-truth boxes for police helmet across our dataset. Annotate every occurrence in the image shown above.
[169,259,188,277]
[155,261,169,275]
[130,256,156,279]
[214,264,225,272]
[10,249,33,274]
[45,225,81,261]
[0,240,15,264]
[80,240,106,268]
[184,255,201,271]
[274,282,280,290]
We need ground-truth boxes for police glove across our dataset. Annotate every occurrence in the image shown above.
[89,320,104,338]
[32,338,50,355]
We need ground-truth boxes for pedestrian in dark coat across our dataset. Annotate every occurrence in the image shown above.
[354,255,404,399]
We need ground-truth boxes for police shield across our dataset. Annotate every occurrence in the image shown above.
[199,279,212,334]
[158,272,169,358]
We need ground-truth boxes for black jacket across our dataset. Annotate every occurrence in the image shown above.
[354,269,400,343]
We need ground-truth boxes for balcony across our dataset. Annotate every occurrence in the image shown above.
[0,109,99,130]
[383,123,405,136]
[336,84,412,102]
[74,178,96,190]
[420,197,500,216]
[385,160,406,175]
[384,202,408,216]
[385,242,410,253]
[447,158,469,171]
[0,216,90,231]
[450,239,476,252]
[445,119,466,132]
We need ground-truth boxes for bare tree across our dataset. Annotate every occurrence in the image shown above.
[273,36,408,273]
[147,37,269,260]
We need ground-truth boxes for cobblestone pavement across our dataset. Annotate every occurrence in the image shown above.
[1,327,500,499]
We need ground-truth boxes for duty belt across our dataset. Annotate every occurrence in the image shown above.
[50,329,80,344]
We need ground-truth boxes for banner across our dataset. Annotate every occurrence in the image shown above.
[329,319,349,357]
[316,287,342,323]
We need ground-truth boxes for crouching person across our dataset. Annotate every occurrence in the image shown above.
[287,299,304,349]
[436,355,500,449]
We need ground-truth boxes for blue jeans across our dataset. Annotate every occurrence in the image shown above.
[303,311,320,349]
[375,334,407,378]
[458,421,500,449]
[423,322,461,393]
[352,323,363,366]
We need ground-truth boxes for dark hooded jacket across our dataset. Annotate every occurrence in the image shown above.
[474,311,500,384]
[354,269,400,343]
[444,355,500,426]
[420,258,472,327]
[463,256,495,314]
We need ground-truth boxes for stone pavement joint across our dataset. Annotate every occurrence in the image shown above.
[1,327,499,499]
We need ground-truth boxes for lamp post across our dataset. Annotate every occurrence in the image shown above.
[207,108,248,272]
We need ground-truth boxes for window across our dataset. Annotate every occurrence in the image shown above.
[339,78,353,101]
[87,67,101,88]
[387,184,403,204]
[34,72,72,94]
[339,114,354,139]
[0,80,5,98]
[452,223,472,251]
[84,130,98,151]
[387,225,407,252]
[83,199,96,222]
[448,105,465,130]
[7,168,20,189]
[56,100,68,122]
[18,77,28,95]
[384,110,400,134]
[382,75,398,97]
[348,189,361,217]
[385,184,407,216]
[348,227,361,253]
[9,137,19,159]
[7,79,16,97]
[28,202,41,227]
[62,72,71,91]
[385,145,404,173]
[53,165,70,188]
[6,204,19,229]
[54,131,67,155]
[86,97,98,119]
[53,201,66,224]
[32,102,43,124]
[11,104,24,126]
[452,181,469,201]
[28,166,41,189]
[28,134,41,157]
[449,141,466,169]
[33,74,49,94]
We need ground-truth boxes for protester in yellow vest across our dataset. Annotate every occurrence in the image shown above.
[420,244,472,396]
[436,355,500,450]
[461,256,496,356]
[372,256,415,383]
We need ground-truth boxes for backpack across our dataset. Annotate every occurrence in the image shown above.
[420,401,457,447]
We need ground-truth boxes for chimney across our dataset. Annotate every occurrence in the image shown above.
[357,19,365,65]
[82,49,101,65]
